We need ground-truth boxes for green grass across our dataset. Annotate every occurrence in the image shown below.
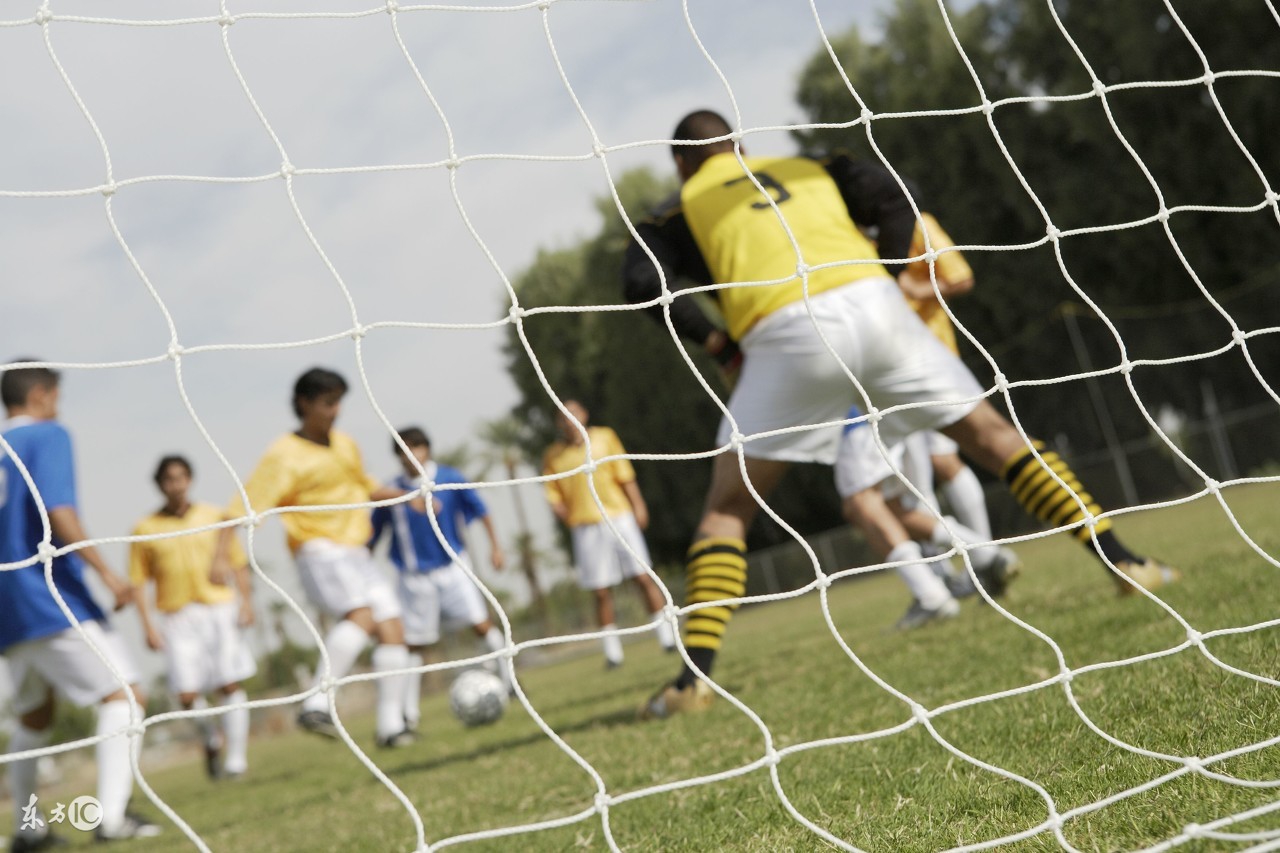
[35,483,1280,851]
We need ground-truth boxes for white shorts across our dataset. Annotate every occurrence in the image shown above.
[571,513,650,591]
[162,602,257,695]
[397,562,490,646]
[295,539,401,623]
[6,621,139,715]
[717,277,983,464]
[835,428,939,514]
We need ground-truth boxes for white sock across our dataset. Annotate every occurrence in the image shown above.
[302,619,369,714]
[651,611,676,650]
[188,695,219,749]
[219,691,250,775]
[8,724,50,838]
[95,700,134,834]
[481,628,513,691]
[372,644,410,740]
[601,624,624,665]
[940,466,991,541]
[403,652,424,728]
[931,516,1000,571]
[887,541,952,610]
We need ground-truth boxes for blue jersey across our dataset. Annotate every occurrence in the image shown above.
[843,404,868,435]
[369,464,489,573]
[0,418,106,653]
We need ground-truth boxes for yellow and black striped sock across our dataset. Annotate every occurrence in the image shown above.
[1002,441,1139,565]
[675,537,747,689]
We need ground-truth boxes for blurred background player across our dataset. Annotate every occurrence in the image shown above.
[214,367,416,749]
[834,215,1019,629]
[541,400,675,668]
[621,109,1177,718]
[370,426,511,731]
[1,360,161,848]
[130,454,256,780]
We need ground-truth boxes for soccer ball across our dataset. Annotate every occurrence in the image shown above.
[449,668,508,727]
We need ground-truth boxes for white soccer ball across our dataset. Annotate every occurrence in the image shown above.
[449,668,508,727]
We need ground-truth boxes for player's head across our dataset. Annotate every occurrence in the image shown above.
[292,367,348,430]
[394,426,432,475]
[555,399,589,443]
[671,109,737,182]
[1,359,61,418]
[153,454,193,503]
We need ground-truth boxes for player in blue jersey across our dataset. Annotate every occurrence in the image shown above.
[0,361,161,849]
[370,427,510,732]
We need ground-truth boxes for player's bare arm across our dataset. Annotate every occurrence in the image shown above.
[480,515,505,570]
[622,480,649,531]
[48,505,133,610]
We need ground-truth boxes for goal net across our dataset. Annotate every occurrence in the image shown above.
[3,0,1280,850]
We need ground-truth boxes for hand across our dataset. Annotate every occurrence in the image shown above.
[490,546,506,572]
[209,555,232,587]
[706,331,743,392]
[896,267,938,301]
[633,505,650,531]
[145,627,165,652]
[238,600,256,628]
[103,573,134,611]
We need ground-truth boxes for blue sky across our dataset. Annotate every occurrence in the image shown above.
[0,0,896,661]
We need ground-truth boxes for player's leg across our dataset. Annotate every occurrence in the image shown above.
[893,501,1020,599]
[369,585,413,748]
[571,522,627,666]
[7,675,55,851]
[609,511,675,651]
[442,566,511,691]
[834,423,957,627]
[930,440,992,541]
[397,572,440,734]
[165,604,222,778]
[209,601,256,777]
[13,622,160,841]
[941,401,1178,591]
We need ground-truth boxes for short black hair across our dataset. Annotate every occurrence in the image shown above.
[395,426,431,453]
[292,367,348,417]
[1,359,60,409]
[153,454,193,485]
[671,109,735,165]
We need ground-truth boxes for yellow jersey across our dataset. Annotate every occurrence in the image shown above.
[903,213,973,356]
[129,502,244,613]
[229,430,381,553]
[679,153,890,340]
[542,426,637,527]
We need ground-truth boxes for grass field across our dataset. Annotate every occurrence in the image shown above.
[23,482,1280,851]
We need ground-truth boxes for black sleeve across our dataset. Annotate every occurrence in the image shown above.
[822,154,922,276]
[621,193,720,346]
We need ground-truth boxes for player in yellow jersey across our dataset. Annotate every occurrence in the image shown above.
[542,400,675,667]
[131,454,256,779]
[622,110,1179,718]
[213,367,416,748]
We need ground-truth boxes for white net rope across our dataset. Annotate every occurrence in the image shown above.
[1,0,1278,850]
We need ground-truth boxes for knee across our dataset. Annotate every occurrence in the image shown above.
[343,607,376,634]
[20,696,55,731]
[218,683,241,697]
[178,692,200,708]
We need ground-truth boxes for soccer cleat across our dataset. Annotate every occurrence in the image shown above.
[296,709,340,739]
[974,547,1022,599]
[203,739,222,780]
[10,832,68,852]
[94,812,163,842]
[638,680,715,721]
[894,596,961,631]
[604,658,624,671]
[376,730,417,749]
[1115,558,1181,596]
[403,715,421,734]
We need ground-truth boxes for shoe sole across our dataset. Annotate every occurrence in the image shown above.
[298,720,340,739]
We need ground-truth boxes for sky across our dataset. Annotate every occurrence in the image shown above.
[0,0,894,669]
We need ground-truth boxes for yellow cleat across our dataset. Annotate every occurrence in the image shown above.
[1115,558,1182,596]
[638,680,715,721]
